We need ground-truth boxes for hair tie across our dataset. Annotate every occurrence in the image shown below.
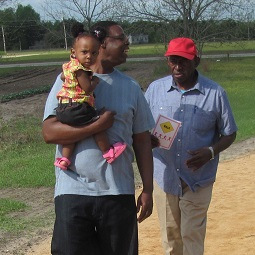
[93,29,101,38]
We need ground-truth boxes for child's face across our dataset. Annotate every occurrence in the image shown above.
[72,36,100,68]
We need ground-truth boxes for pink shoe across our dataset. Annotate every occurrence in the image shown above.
[54,157,71,170]
[103,142,127,164]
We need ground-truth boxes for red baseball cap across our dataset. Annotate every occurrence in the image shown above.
[164,37,198,60]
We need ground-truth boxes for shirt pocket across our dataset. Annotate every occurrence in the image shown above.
[192,108,216,132]
[151,105,173,119]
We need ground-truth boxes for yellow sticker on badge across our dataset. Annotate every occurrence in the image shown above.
[160,121,174,133]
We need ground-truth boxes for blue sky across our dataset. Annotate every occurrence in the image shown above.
[17,0,43,11]
[8,0,48,19]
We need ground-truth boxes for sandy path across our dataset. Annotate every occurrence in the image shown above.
[27,153,255,255]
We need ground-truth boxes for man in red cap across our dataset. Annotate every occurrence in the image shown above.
[145,37,237,255]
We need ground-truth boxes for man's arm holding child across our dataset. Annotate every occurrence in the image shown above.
[42,110,115,145]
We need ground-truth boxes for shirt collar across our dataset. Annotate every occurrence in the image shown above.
[167,71,205,95]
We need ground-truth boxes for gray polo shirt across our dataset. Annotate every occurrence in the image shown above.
[44,68,155,197]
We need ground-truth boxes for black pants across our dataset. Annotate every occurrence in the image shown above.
[55,101,98,126]
[51,194,138,255]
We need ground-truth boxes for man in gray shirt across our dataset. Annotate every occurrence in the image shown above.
[42,21,155,255]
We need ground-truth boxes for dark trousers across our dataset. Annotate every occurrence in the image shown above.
[51,194,138,255]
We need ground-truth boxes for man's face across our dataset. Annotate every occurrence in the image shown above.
[104,25,129,66]
[167,55,199,86]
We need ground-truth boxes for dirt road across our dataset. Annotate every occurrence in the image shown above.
[24,152,255,255]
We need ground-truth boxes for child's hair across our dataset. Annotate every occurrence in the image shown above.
[90,21,119,36]
[71,22,106,45]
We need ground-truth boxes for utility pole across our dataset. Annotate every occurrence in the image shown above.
[1,25,6,54]
[62,17,68,51]
[19,38,22,51]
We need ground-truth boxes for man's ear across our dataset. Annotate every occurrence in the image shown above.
[194,56,200,67]
[166,57,170,65]
[101,40,107,49]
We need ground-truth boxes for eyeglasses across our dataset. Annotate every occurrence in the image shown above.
[106,34,128,41]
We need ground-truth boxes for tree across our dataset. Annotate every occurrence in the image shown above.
[0,4,43,50]
[0,7,15,51]
[42,0,117,29]
[113,0,254,53]
[15,4,43,49]
[41,18,78,49]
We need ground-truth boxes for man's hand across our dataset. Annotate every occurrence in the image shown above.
[97,108,116,130]
[150,134,160,149]
[136,191,153,223]
[91,76,99,87]
[186,147,212,171]
[132,131,153,223]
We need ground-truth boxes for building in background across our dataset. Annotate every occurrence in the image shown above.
[128,34,149,44]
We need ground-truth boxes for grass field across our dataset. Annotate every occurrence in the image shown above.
[199,58,255,142]
[1,40,255,63]
[0,44,255,233]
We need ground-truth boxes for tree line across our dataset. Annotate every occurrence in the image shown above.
[0,3,255,52]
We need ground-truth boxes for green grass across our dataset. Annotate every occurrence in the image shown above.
[128,43,166,56]
[0,198,28,231]
[0,85,52,103]
[0,117,55,188]
[0,66,28,76]
[1,40,255,63]
[199,58,255,141]
[0,116,55,235]
[0,197,54,235]
[203,40,255,54]
[0,50,69,63]
[0,66,58,77]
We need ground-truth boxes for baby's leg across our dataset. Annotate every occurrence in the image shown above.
[94,132,126,164]
[94,131,110,154]
[54,144,75,170]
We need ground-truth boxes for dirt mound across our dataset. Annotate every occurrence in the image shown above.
[0,67,62,96]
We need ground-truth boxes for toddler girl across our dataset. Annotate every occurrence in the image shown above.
[54,23,126,170]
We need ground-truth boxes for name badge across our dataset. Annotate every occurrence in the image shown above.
[152,114,181,150]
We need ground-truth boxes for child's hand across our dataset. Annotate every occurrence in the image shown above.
[91,76,99,87]
[60,72,65,82]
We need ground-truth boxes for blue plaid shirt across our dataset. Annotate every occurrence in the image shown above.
[145,73,237,196]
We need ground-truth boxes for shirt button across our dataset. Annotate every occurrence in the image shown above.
[177,168,179,171]
[178,139,181,142]
[177,154,180,157]
[181,109,184,112]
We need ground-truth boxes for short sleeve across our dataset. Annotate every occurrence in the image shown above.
[68,58,92,74]
[43,74,62,121]
[132,87,155,134]
[217,90,238,136]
